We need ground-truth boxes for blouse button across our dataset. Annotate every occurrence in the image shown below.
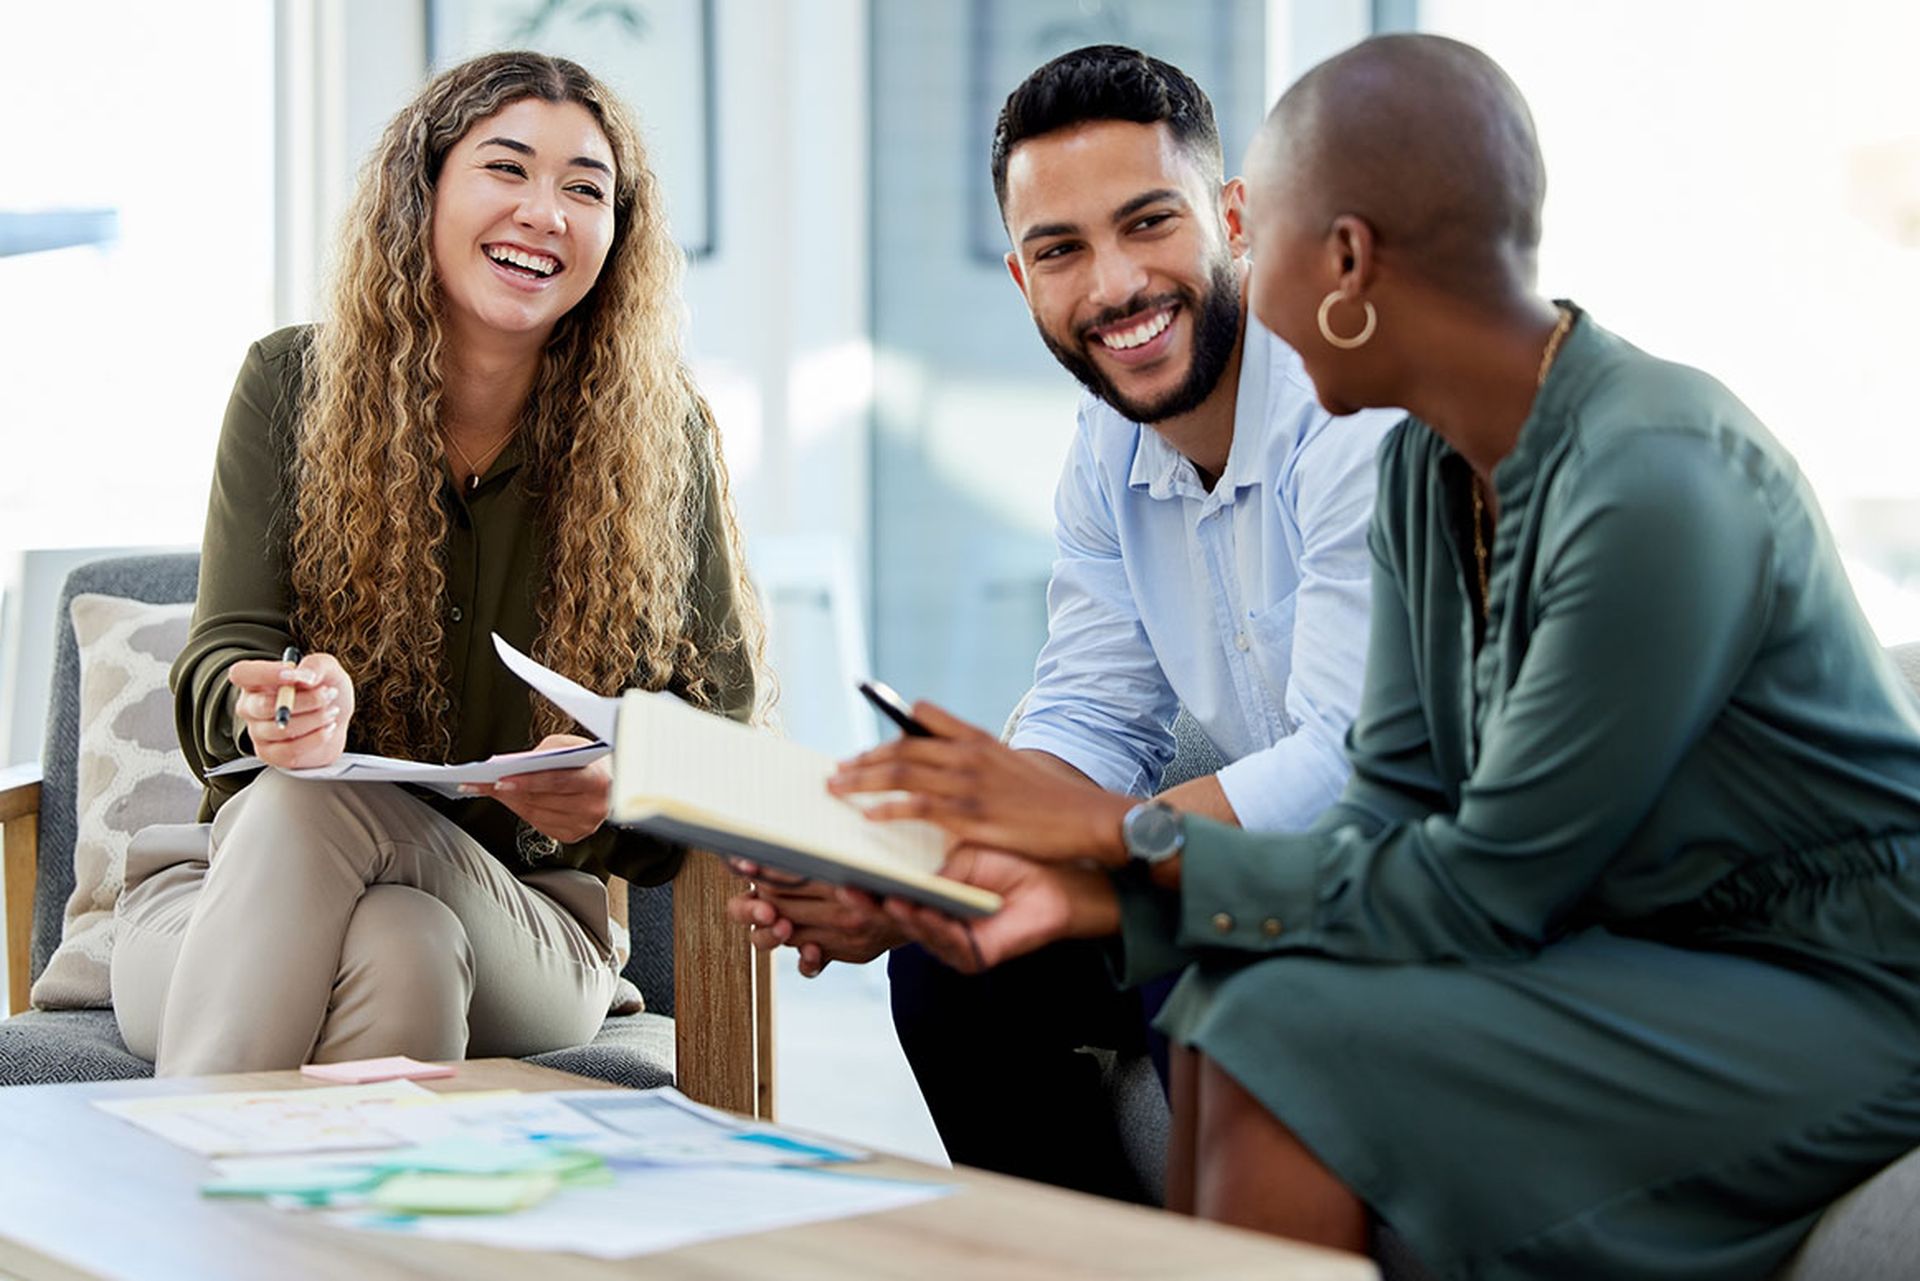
[1234,632,1250,652]
[1261,917,1283,938]
[449,606,464,623]
[1211,911,1235,935]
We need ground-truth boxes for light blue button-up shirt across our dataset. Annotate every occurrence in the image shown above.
[1009,318,1401,832]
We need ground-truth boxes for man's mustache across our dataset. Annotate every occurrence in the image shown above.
[1076,292,1185,344]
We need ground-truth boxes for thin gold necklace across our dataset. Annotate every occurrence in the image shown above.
[1471,305,1574,617]
[443,426,516,493]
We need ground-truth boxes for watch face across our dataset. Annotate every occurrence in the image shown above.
[1126,802,1182,862]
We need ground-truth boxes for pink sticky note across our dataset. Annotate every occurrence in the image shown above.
[299,1056,457,1084]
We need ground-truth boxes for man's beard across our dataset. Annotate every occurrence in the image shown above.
[1038,255,1242,425]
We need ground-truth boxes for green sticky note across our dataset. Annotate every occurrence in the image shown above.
[368,1171,560,1215]
[559,1162,616,1189]
[201,1167,382,1201]
[373,1139,606,1181]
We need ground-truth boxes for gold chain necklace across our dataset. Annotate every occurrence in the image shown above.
[443,427,516,493]
[1471,305,1574,617]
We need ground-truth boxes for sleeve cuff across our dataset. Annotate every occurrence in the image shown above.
[1175,816,1320,953]
[220,683,248,757]
[1108,863,1190,987]
[1214,733,1350,833]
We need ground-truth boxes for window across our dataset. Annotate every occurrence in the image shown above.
[1420,0,1920,639]
[1,3,276,558]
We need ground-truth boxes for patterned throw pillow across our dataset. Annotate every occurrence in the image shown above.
[30,594,201,1010]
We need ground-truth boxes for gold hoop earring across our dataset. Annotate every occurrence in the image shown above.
[1317,291,1376,350]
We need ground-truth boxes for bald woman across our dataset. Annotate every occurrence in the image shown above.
[838,32,1920,1281]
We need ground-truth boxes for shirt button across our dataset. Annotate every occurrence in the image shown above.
[449,606,464,623]
[1262,918,1283,938]
[1234,632,1250,652]
[1211,911,1235,935]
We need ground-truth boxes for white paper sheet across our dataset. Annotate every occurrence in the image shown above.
[371,1091,622,1147]
[339,1164,952,1258]
[130,1085,860,1172]
[94,1081,440,1156]
[541,1090,866,1167]
[207,742,609,797]
[207,636,618,795]
[491,632,624,744]
[371,1088,864,1168]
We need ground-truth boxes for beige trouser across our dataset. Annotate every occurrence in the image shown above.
[112,771,617,1076]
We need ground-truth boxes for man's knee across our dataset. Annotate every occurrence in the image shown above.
[888,943,975,1053]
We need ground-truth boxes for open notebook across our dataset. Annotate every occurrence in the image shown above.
[610,692,1002,919]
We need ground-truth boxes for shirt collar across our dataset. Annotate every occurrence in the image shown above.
[1491,300,1602,509]
[1215,317,1273,497]
[445,435,527,502]
[1127,423,1190,499]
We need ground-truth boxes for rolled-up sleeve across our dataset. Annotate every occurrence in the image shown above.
[1009,416,1176,795]
[1215,413,1388,830]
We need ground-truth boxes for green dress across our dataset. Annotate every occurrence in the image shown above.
[1117,308,1920,1280]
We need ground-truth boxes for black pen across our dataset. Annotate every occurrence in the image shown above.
[859,679,933,737]
[274,646,302,727]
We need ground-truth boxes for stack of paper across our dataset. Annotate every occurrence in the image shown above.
[96,1082,947,1256]
[204,635,618,797]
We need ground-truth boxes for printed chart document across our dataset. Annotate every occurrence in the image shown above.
[205,634,614,796]
[610,688,1002,918]
[94,1080,440,1157]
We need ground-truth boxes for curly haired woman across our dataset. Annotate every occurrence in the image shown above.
[112,51,763,1075]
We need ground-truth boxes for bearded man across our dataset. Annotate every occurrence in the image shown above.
[732,44,1399,1201]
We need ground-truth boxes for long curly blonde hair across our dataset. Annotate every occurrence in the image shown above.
[289,51,763,758]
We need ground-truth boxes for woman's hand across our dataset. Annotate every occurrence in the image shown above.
[879,847,1122,974]
[228,652,354,770]
[462,733,610,844]
[827,702,1134,865]
[723,860,907,978]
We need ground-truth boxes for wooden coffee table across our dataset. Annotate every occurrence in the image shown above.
[0,1059,1376,1280]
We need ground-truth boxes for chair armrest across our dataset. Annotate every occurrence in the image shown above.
[1,762,44,1017]
[670,849,774,1118]
[607,875,629,931]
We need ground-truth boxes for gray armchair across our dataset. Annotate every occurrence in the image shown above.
[0,554,771,1116]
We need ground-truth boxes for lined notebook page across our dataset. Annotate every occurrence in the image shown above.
[612,692,948,876]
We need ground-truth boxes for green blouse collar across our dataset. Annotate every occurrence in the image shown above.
[1489,300,1608,508]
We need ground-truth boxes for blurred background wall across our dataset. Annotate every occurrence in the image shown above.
[8,0,1920,766]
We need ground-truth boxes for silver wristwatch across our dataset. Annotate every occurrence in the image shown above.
[1121,800,1185,866]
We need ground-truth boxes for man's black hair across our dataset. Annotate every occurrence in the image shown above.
[990,44,1224,217]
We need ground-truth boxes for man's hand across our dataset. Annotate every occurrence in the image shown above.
[828,702,1134,865]
[229,652,354,770]
[724,861,905,977]
[460,733,610,844]
[879,847,1121,974]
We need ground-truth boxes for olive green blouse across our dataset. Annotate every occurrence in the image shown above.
[172,325,756,886]
[1118,306,1920,973]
